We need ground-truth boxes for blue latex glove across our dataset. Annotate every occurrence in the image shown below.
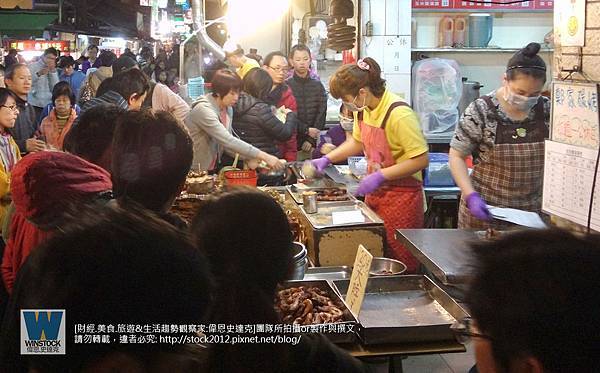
[356,171,386,196]
[465,192,492,221]
[312,156,331,173]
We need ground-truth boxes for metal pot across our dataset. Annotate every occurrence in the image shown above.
[288,242,308,280]
[369,257,407,276]
[459,78,483,115]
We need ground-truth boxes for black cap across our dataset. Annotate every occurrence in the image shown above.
[112,55,139,74]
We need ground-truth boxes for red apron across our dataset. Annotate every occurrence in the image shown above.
[458,95,547,229]
[359,102,424,273]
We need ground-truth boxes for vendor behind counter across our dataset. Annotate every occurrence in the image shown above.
[311,57,429,273]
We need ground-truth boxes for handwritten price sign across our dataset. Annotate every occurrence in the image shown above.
[551,82,599,150]
[345,245,373,317]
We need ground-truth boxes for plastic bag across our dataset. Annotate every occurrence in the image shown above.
[412,58,462,136]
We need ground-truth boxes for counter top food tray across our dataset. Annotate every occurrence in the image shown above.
[285,184,352,205]
[278,280,358,344]
[299,200,384,229]
[302,266,352,281]
[332,275,468,345]
[395,229,477,285]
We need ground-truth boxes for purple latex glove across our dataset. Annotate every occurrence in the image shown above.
[465,192,492,221]
[312,156,331,173]
[356,171,386,196]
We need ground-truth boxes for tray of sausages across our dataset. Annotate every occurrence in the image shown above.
[275,280,358,344]
[286,186,353,205]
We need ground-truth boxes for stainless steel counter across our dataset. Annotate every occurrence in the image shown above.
[395,229,477,286]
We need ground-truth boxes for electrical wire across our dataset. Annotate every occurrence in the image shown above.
[586,84,600,233]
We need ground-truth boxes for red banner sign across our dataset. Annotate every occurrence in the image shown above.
[413,0,553,10]
[453,0,535,10]
[412,0,454,9]
[8,40,70,52]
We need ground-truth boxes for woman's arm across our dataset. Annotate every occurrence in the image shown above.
[322,137,364,162]
[257,105,295,142]
[186,105,260,160]
[381,152,429,181]
[449,148,475,196]
[448,99,486,196]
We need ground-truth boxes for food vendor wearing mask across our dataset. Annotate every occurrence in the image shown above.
[312,105,354,160]
[449,43,550,229]
[312,58,429,273]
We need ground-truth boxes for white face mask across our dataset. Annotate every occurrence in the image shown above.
[503,86,540,112]
[339,115,354,131]
[343,94,367,112]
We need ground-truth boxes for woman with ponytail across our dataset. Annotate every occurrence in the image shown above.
[312,57,429,273]
[190,187,365,372]
[449,43,550,229]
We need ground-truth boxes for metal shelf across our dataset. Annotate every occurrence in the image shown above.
[426,136,454,144]
[412,48,554,53]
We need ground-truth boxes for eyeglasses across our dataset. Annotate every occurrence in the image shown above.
[450,317,492,344]
[268,66,289,74]
[0,105,18,112]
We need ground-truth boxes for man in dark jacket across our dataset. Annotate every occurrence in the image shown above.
[286,45,327,155]
[4,64,45,153]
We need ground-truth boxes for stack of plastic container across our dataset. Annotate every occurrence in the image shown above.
[187,76,205,100]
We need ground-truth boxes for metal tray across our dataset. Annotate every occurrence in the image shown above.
[299,200,384,229]
[286,185,352,205]
[277,280,358,344]
[302,266,352,281]
[332,275,469,345]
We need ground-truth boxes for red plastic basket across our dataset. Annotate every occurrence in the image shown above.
[223,169,258,186]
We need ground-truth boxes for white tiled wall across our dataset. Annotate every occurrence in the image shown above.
[361,0,413,101]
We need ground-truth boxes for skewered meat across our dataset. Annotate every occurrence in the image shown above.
[275,286,347,325]
[315,188,349,201]
[485,228,498,239]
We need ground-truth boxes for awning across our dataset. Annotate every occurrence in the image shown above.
[0,12,58,33]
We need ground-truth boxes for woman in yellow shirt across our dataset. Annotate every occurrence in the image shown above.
[0,88,22,229]
[312,58,429,272]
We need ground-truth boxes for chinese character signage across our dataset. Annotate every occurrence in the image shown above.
[551,82,599,150]
[412,0,453,9]
[534,0,553,10]
[413,0,551,10]
[345,245,373,317]
[9,40,70,53]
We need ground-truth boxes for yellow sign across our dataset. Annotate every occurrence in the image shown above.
[555,0,586,47]
[1,0,33,9]
[345,245,373,317]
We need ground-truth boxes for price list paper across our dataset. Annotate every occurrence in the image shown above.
[543,140,600,231]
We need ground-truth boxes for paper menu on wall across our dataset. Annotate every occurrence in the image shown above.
[542,140,600,231]
[551,82,599,150]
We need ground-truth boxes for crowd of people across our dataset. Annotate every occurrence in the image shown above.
[0,40,597,373]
